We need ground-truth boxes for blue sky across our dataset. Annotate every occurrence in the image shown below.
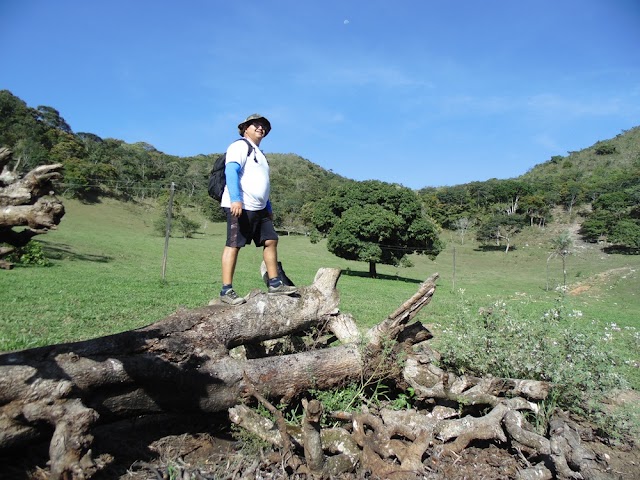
[1,1,639,189]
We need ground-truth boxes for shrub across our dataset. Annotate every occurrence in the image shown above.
[594,142,617,155]
[433,293,633,434]
[176,216,200,238]
[153,213,200,238]
[5,240,51,266]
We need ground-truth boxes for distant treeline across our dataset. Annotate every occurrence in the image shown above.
[1,90,638,251]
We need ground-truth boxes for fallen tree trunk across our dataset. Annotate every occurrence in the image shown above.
[0,269,616,479]
[0,147,64,269]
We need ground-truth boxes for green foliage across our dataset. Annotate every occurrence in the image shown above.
[0,90,49,159]
[580,212,612,241]
[434,293,634,435]
[581,187,640,249]
[230,423,272,456]
[611,219,640,250]
[475,214,527,251]
[389,387,416,410]
[153,212,200,238]
[309,229,321,244]
[418,127,640,247]
[313,180,444,276]
[5,241,51,267]
[309,384,362,425]
[36,105,72,133]
[550,231,573,255]
[175,215,201,238]
[308,339,403,424]
[594,142,617,155]
[267,153,353,232]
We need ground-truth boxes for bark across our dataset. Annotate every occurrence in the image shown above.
[0,268,615,479]
[0,148,65,269]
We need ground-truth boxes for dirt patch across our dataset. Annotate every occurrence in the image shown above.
[568,266,636,296]
[569,284,593,295]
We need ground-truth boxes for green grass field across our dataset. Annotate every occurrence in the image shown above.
[1,198,639,392]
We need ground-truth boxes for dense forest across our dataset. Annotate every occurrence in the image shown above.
[1,89,639,254]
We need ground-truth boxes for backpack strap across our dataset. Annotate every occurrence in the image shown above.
[235,138,255,162]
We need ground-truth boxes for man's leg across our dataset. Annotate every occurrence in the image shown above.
[220,246,245,305]
[263,239,297,296]
[221,246,240,285]
[262,239,279,280]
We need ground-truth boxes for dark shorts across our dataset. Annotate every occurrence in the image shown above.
[224,207,278,248]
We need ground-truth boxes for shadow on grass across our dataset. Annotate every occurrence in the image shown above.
[342,269,422,284]
[40,241,113,263]
[474,245,518,252]
[74,190,135,204]
[603,245,640,255]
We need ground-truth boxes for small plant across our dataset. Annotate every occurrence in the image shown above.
[6,240,50,266]
[310,383,361,420]
[389,387,416,410]
[524,389,559,435]
[230,423,271,456]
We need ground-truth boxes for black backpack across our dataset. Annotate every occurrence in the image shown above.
[208,138,254,201]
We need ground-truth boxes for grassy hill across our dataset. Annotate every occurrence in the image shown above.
[522,125,640,184]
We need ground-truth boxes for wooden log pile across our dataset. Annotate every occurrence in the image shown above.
[0,268,619,479]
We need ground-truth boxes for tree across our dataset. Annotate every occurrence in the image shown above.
[610,219,640,251]
[547,231,573,290]
[580,212,612,244]
[313,181,443,277]
[36,105,72,134]
[0,91,50,167]
[559,180,584,215]
[476,214,526,253]
[453,217,474,244]
[580,188,640,251]
[520,193,550,227]
[594,141,617,155]
[488,179,531,215]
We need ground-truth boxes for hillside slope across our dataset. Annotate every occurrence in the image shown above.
[521,125,640,186]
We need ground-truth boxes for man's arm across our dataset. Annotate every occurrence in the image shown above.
[225,162,243,217]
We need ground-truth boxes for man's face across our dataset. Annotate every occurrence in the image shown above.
[244,122,268,143]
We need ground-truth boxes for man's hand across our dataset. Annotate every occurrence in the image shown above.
[230,201,243,217]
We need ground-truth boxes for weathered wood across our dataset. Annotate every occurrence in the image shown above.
[0,148,65,268]
[0,196,65,229]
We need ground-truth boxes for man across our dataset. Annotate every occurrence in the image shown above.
[218,113,297,305]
